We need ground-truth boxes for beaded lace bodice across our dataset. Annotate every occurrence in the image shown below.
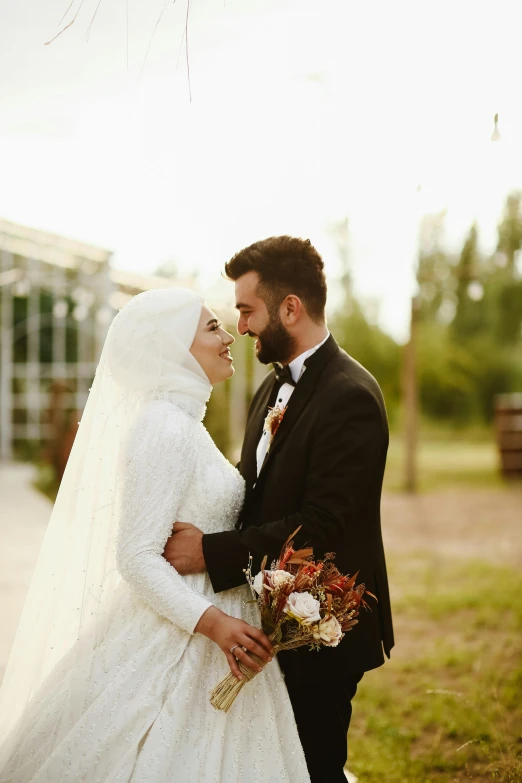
[116,395,245,635]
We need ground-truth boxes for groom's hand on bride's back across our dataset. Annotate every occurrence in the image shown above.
[163,521,206,575]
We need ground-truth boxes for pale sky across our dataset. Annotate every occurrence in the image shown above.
[1,0,522,340]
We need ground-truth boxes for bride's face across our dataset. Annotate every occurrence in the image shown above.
[190,305,235,384]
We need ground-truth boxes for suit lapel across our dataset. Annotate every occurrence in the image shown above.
[240,374,277,490]
[258,334,339,480]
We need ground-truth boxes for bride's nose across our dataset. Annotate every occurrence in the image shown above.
[223,330,235,346]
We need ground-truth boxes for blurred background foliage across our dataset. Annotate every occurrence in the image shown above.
[330,190,522,430]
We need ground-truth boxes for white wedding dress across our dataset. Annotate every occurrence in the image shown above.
[0,394,310,783]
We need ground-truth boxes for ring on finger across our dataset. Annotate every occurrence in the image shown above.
[229,644,241,655]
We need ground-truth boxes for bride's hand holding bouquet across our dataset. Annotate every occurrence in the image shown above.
[195,607,275,679]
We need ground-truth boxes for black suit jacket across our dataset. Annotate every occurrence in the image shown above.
[202,335,394,682]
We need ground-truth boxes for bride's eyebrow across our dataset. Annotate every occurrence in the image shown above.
[207,318,219,327]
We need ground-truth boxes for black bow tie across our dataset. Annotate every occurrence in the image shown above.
[273,363,296,387]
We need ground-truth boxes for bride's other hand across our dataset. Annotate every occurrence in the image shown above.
[195,606,274,680]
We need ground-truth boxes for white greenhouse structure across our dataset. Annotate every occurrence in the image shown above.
[0,219,187,463]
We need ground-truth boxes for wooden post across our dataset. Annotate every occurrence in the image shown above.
[404,295,420,493]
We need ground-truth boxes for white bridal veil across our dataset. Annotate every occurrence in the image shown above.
[0,287,212,766]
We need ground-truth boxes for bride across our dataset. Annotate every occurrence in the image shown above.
[0,287,310,783]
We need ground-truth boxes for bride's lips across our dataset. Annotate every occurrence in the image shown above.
[220,348,233,362]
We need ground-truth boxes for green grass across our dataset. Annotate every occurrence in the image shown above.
[384,434,505,492]
[33,461,60,502]
[349,558,522,782]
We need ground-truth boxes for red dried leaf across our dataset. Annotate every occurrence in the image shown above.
[282,525,302,552]
[345,571,360,589]
[290,548,314,560]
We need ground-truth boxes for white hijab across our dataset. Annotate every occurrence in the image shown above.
[106,287,211,402]
[0,287,212,764]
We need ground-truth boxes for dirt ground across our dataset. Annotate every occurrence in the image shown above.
[381,484,522,568]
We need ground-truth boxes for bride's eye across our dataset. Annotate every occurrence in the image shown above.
[211,323,222,332]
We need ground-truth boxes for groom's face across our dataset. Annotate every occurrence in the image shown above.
[235,271,296,365]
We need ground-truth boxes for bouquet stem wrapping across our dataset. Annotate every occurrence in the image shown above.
[209,652,266,713]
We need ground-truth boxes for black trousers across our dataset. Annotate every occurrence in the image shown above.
[285,672,364,783]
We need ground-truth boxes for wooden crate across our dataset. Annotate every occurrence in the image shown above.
[495,393,522,478]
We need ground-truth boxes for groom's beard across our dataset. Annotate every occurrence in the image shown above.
[252,315,297,365]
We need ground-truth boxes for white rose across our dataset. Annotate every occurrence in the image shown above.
[252,571,267,595]
[269,570,295,589]
[312,615,343,647]
[253,569,295,594]
[284,592,322,626]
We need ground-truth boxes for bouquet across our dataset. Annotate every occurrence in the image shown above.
[209,526,375,712]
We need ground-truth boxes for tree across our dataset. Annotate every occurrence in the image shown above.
[416,323,480,424]
[414,201,522,424]
[328,217,402,421]
[416,211,456,325]
[496,192,522,273]
[491,192,522,344]
[451,223,486,341]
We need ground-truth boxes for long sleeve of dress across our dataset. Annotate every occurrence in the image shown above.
[116,400,213,635]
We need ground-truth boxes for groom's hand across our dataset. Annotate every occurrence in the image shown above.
[163,522,206,575]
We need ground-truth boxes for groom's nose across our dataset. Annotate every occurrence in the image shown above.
[237,315,249,336]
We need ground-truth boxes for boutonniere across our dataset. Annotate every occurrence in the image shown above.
[264,404,287,451]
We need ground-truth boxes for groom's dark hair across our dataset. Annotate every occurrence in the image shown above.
[224,236,327,323]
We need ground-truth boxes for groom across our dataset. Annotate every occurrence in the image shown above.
[163,235,394,782]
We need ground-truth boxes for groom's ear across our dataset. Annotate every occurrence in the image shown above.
[281,295,302,325]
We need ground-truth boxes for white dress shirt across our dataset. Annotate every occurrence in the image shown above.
[255,333,330,477]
